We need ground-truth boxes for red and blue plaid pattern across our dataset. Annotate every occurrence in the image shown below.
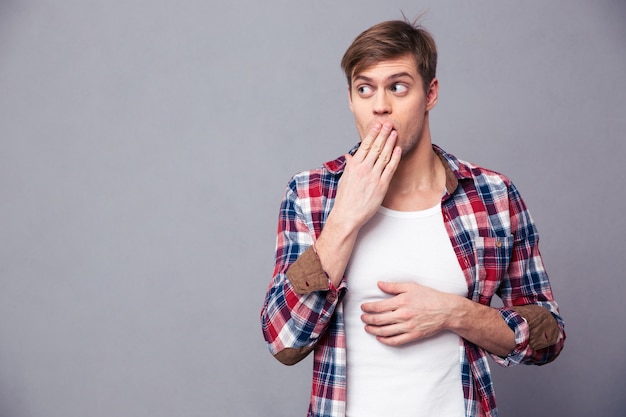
[261,144,565,417]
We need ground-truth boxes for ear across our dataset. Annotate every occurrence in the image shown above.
[347,85,354,112]
[425,78,439,111]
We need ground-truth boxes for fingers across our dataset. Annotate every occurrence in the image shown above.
[377,281,409,295]
[361,306,425,347]
[360,282,412,313]
[362,313,418,346]
[364,123,393,165]
[373,333,413,347]
[354,122,382,159]
[354,122,397,167]
[365,322,409,338]
[361,297,394,314]
[373,130,398,171]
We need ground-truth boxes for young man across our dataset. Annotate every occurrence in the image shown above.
[261,19,565,417]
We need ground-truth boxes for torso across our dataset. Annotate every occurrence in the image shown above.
[343,203,467,417]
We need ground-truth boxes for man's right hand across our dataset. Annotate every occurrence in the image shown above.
[312,121,401,286]
[331,121,402,230]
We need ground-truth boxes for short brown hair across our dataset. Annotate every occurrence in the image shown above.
[340,19,437,93]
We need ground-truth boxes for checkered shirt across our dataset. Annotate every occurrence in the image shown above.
[261,144,565,417]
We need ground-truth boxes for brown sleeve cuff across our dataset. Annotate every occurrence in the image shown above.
[274,345,315,366]
[511,305,560,351]
[286,246,330,294]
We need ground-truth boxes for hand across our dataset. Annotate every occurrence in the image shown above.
[360,281,458,346]
[330,122,402,230]
[311,122,401,287]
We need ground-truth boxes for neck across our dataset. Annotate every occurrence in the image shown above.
[382,127,445,211]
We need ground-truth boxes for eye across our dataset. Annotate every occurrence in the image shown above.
[390,83,408,94]
[356,85,374,97]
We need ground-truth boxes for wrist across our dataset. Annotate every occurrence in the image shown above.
[444,295,472,333]
[312,217,360,287]
[324,211,362,239]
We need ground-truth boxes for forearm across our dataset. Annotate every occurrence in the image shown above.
[498,303,565,365]
[446,297,563,361]
[284,212,360,294]
[446,296,516,358]
[313,214,360,288]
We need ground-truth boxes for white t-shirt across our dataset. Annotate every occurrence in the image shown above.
[344,204,467,417]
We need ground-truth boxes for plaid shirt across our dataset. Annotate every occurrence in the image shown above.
[261,144,565,417]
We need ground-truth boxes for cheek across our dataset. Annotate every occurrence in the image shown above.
[396,119,421,142]
[353,109,368,124]
[352,114,372,136]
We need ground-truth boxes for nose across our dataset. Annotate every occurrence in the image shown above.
[373,91,391,116]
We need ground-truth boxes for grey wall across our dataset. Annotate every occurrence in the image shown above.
[1,1,624,416]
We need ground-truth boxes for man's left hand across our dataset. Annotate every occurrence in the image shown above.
[360,281,458,346]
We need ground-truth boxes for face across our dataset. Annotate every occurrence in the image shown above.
[348,54,438,156]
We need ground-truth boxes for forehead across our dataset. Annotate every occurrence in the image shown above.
[351,54,419,82]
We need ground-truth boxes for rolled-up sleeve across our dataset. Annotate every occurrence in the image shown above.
[260,175,345,365]
[491,183,565,366]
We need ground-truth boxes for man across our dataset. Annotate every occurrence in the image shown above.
[261,19,565,417]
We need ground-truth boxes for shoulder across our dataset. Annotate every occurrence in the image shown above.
[436,145,534,236]
[435,144,514,194]
[284,149,350,197]
[462,159,513,192]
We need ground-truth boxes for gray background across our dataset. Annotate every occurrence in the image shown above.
[1,0,624,416]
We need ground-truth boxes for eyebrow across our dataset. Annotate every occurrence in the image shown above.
[353,72,415,83]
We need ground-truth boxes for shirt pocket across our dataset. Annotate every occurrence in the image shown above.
[473,236,514,303]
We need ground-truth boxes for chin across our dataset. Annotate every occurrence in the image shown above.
[398,140,419,157]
